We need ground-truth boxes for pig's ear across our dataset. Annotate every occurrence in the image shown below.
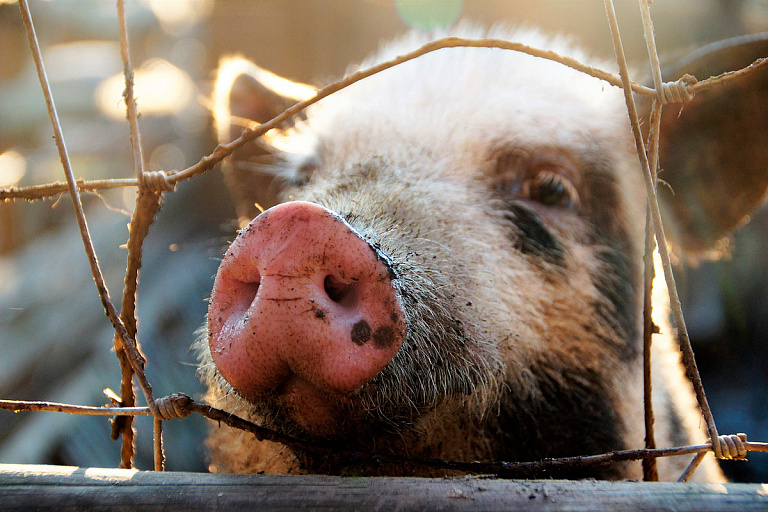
[212,57,315,222]
[649,34,768,258]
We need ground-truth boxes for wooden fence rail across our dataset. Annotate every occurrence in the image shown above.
[0,464,766,511]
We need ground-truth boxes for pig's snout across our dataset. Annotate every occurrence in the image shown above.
[208,201,406,414]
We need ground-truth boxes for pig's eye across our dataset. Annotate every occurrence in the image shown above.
[522,170,579,209]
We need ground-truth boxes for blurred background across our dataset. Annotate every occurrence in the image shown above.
[0,0,766,480]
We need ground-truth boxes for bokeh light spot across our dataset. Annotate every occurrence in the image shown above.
[0,150,27,187]
[142,0,214,36]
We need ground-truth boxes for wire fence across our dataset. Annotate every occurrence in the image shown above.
[1,0,767,482]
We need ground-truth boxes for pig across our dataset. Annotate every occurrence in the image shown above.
[197,26,768,481]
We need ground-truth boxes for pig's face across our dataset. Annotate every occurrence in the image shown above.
[201,27,768,479]
[205,27,644,465]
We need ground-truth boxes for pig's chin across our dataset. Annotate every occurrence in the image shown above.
[238,376,363,440]
[272,376,350,438]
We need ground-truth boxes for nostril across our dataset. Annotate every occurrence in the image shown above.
[239,280,260,307]
[323,274,353,304]
[225,276,260,322]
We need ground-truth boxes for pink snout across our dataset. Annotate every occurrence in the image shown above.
[208,201,406,423]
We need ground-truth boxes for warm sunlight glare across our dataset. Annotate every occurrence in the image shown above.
[95,59,195,120]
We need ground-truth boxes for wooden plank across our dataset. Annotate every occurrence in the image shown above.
[0,463,766,511]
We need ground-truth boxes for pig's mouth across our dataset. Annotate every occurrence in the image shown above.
[270,374,356,437]
[235,370,402,443]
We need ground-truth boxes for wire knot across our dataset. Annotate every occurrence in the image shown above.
[139,171,175,193]
[154,393,193,420]
[714,433,748,460]
[659,74,697,104]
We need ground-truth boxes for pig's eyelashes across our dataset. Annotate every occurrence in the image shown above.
[521,170,579,209]
[291,159,319,186]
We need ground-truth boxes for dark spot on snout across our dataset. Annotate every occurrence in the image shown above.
[351,320,372,346]
[504,204,565,267]
[390,313,399,323]
[372,325,396,349]
[315,309,326,319]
